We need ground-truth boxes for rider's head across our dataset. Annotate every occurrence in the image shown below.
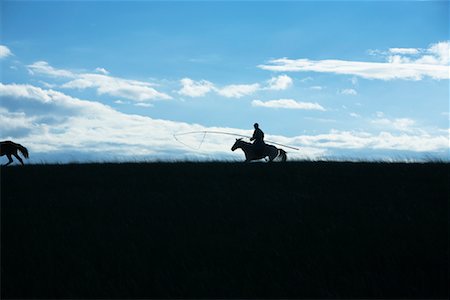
[254,123,259,129]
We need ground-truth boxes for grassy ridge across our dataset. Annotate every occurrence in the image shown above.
[1,162,448,298]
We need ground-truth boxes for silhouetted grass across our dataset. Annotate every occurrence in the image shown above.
[1,161,448,299]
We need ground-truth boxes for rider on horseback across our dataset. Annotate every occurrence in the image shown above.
[250,123,265,156]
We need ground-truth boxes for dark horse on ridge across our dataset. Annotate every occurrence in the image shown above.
[231,138,287,162]
[1,141,29,166]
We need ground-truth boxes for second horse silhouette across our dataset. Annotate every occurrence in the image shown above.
[0,141,29,166]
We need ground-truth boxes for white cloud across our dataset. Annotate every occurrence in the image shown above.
[114,100,128,105]
[349,112,361,118]
[62,73,172,101]
[371,117,416,132]
[178,78,215,97]
[258,41,450,80]
[0,45,13,58]
[389,48,420,55]
[1,83,447,162]
[310,86,324,90]
[300,77,313,83]
[27,61,171,102]
[0,107,35,137]
[0,83,208,158]
[27,61,75,78]
[339,88,357,95]
[217,83,260,98]
[95,67,110,75]
[135,102,153,108]
[252,99,325,111]
[427,41,449,65]
[38,81,58,89]
[290,129,448,152]
[177,75,290,99]
[265,75,293,90]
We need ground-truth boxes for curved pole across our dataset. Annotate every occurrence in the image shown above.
[173,130,300,151]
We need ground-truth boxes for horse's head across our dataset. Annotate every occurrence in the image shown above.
[231,138,243,151]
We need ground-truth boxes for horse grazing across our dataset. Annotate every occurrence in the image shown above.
[231,138,287,162]
[1,141,29,166]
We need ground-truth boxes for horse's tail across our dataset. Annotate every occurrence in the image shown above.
[279,149,287,162]
[17,143,29,159]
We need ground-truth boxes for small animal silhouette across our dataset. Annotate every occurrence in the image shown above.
[1,141,29,166]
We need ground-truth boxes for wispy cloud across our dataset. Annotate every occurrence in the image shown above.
[339,88,358,95]
[62,73,171,101]
[371,117,416,132]
[1,83,447,162]
[294,129,448,152]
[252,99,326,111]
[0,45,13,58]
[258,41,450,80]
[265,75,293,90]
[178,78,262,99]
[388,47,420,55]
[178,78,215,97]
[95,67,110,75]
[177,75,292,99]
[27,61,171,102]
[310,86,324,91]
[134,102,153,108]
[217,83,261,98]
[28,61,75,78]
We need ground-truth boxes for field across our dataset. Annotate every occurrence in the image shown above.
[1,161,448,299]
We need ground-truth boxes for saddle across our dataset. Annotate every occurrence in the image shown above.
[253,143,265,157]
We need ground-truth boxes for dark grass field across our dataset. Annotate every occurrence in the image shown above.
[1,161,449,299]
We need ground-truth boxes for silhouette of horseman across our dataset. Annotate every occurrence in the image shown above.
[1,141,29,166]
[250,123,265,156]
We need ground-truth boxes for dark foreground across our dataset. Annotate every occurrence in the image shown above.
[1,161,448,299]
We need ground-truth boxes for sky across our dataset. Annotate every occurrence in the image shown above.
[1,0,449,163]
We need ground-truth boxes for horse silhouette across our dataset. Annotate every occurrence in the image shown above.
[231,138,287,162]
[1,141,29,166]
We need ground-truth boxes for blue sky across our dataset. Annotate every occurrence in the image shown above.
[1,0,449,163]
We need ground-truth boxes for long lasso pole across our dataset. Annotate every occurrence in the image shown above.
[173,130,300,151]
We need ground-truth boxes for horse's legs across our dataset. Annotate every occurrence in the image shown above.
[14,153,24,165]
[267,148,277,162]
[3,154,13,166]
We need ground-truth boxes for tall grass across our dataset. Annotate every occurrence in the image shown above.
[1,161,448,298]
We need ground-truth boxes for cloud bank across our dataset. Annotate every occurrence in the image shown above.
[1,82,447,163]
[258,41,450,80]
